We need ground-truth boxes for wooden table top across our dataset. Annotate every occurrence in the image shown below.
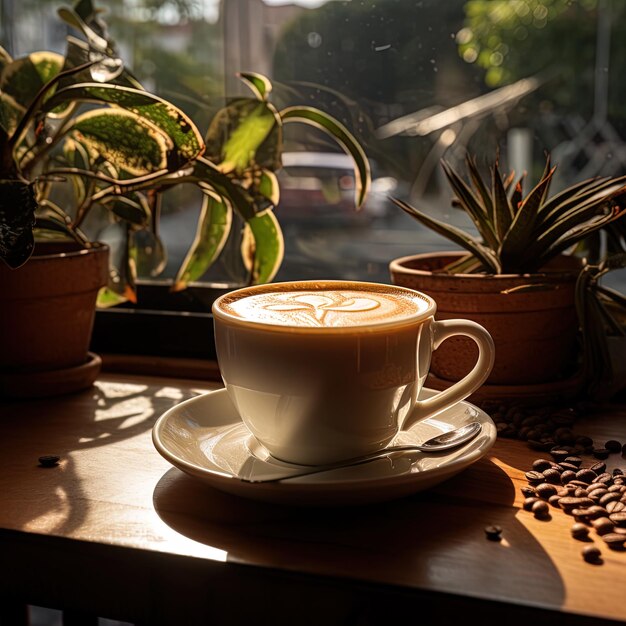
[2,373,626,626]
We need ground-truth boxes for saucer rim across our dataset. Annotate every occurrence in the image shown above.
[152,387,496,490]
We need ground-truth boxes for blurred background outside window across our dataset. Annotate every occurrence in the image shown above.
[2,0,624,288]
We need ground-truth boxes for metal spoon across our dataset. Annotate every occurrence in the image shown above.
[238,421,482,483]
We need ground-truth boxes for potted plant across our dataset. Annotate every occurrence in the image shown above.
[389,155,626,403]
[0,0,209,397]
[1,1,370,397]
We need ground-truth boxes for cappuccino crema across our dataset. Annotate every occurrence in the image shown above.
[218,284,429,328]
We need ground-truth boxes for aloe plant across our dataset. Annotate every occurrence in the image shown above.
[0,0,370,307]
[391,155,626,275]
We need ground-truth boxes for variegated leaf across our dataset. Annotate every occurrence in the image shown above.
[70,109,171,175]
[172,193,232,291]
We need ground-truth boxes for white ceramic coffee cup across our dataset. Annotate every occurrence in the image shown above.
[213,280,494,466]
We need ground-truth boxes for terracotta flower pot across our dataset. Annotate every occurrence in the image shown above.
[389,251,582,387]
[0,241,109,397]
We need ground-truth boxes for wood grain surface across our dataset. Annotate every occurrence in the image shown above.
[1,374,626,625]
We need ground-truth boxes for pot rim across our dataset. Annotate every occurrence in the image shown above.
[389,251,583,280]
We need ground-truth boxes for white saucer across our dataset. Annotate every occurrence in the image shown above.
[152,388,496,506]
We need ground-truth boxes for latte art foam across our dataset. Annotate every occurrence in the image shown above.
[219,287,428,328]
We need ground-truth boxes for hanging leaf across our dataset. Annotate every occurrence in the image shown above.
[172,193,232,291]
[243,209,284,284]
[280,106,370,209]
[238,72,273,101]
[205,98,281,173]
[70,109,171,175]
[257,169,280,206]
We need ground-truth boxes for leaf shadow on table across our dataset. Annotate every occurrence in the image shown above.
[1,379,202,537]
[152,455,567,612]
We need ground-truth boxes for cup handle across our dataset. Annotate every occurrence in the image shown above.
[401,319,495,432]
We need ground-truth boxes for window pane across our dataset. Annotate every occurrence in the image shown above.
[2,0,625,293]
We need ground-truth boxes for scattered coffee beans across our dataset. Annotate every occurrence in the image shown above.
[487,399,626,565]
[521,447,626,566]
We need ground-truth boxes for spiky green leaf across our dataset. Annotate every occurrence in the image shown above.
[499,165,556,268]
[441,158,498,249]
[391,197,501,273]
[492,160,514,241]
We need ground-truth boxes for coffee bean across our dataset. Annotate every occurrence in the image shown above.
[576,436,594,448]
[536,483,558,499]
[571,523,590,540]
[582,545,602,563]
[560,470,576,484]
[564,456,583,467]
[525,470,544,483]
[605,440,622,453]
[528,439,552,452]
[532,459,553,472]
[551,448,570,462]
[532,500,550,518]
[590,461,607,474]
[613,468,624,476]
[608,484,626,493]
[576,469,597,484]
[571,508,593,521]
[559,496,594,512]
[548,495,562,508]
[542,468,562,484]
[606,501,626,514]
[38,455,60,468]
[592,517,614,536]
[593,472,613,484]
[588,489,608,503]
[574,487,588,498]
[587,482,608,494]
[485,525,503,541]
[523,497,541,511]
[599,492,622,507]
[520,485,536,497]
[622,442,626,455]
[558,462,579,473]
[609,512,626,527]
[601,533,626,549]
[569,479,592,488]
[585,505,609,520]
